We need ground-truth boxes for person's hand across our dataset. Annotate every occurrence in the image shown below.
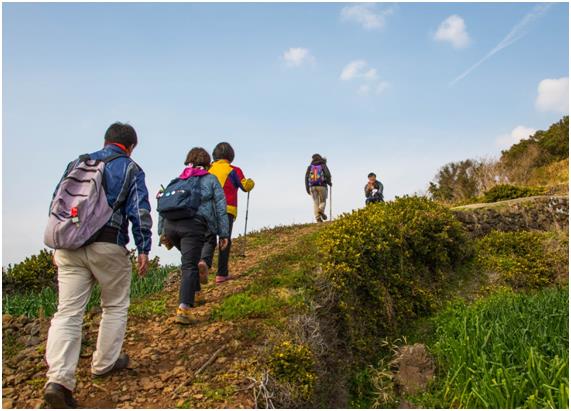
[137,254,149,277]
[219,238,229,251]
[160,234,174,250]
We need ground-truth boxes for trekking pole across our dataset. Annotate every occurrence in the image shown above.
[240,191,251,257]
[329,185,333,221]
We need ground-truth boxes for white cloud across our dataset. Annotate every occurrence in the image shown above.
[450,4,552,86]
[496,125,537,148]
[434,15,470,49]
[282,47,315,68]
[340,60,389,96]
[340,60,368,80]
[340,3,395,30]
[535,77,569,113]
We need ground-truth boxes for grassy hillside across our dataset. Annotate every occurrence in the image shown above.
[2,195,568,409]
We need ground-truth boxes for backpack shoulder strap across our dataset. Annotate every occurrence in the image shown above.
[103,153,127,164]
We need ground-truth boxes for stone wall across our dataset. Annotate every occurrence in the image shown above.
[452,195,569,237]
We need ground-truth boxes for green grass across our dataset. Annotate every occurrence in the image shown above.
[2,266,174,318]
[211,231,319,322]
[129,295,168,318]
[412,287,569,409]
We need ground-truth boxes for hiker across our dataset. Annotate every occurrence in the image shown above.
[199,142,255,284]
[43,122,152,408]
[365,172,384,205]
[158,147,230,325]
[305,153,332,223]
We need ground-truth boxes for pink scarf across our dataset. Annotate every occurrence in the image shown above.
[179,166,208,180]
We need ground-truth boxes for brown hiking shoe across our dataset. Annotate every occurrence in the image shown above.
[198,260,209,284]
[44,383,77,409]
[92,353,129,377]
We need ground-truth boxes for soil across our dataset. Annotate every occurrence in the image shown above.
[2,224,320,409]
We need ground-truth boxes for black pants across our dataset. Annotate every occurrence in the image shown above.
[201,214,234,276]
[164,217,208,306]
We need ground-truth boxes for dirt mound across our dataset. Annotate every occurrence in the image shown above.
[393,343,435,396]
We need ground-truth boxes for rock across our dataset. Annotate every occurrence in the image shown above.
[141,377,154,391]
[171,366,184,375]
[3,388,15,397]
[176,399,187,408]
[28,399,43,409]
[151,354,160,361]
[393,344,435,395]
[25,336,41,347]
[154,381,164,390]
[3,314,13,323]
[193,393,204,399]
[3,399,14,408]
[119,395,130,402]
[127,360,139,370]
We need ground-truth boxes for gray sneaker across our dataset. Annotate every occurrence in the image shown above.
[92,353,129,377]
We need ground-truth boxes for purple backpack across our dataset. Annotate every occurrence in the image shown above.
[44,153,124,250]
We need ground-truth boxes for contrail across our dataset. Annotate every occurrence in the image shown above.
[450,3,552,86]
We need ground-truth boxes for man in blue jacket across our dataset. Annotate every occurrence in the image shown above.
[44,123,152,408]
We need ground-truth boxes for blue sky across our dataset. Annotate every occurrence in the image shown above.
[3,2,569,266]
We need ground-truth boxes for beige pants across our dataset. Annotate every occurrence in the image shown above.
[310,186,328,219]
[45,243,131,391]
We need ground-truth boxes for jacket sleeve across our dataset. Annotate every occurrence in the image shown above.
[364,184,371,198]
[232,167,255,192]
[323,164,332,186]
[305,166,310,194]
[212,178,230,238]
[125,166,153,254]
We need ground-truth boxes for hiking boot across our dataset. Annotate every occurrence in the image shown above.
[320,212,328,221]
[198,260,209,284]
[44,382,77,409]
[195,291,205,306]
[216,275,233,284]
[92,353,129,377]
[175,307,193,325]
[315,216,323,223]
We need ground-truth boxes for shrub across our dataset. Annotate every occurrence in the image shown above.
[483,184,545,203]
[269,341,316,401]
[2,249,57,294]
[475,231,568,290]
[318,196,469,359]
[415,287,569,408]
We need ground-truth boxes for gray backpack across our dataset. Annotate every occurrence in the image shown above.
[44,153,125,250]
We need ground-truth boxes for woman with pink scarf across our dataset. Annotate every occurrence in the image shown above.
[159,147,229,325]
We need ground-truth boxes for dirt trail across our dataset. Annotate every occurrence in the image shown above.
[2,224,321,409]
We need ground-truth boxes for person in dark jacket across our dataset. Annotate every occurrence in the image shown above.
[365,172,384,205]
[160,147,229,325]
[44,122,152,409]
[305,154,332,222]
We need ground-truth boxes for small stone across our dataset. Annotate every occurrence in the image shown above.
[3,399,14,408]
[121,385,128,392]
[176,399,186,407]
[25,336,41,347]
[28,399,43,409]
[3,388,15,396]
[119,395,130,402]
[172,366,185,375]
[3,314,13,323]
[150,354,160,361]
[193,394,204,399]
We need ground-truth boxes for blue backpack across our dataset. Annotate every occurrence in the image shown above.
[156,176,203,220]
[308,164,325,186]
